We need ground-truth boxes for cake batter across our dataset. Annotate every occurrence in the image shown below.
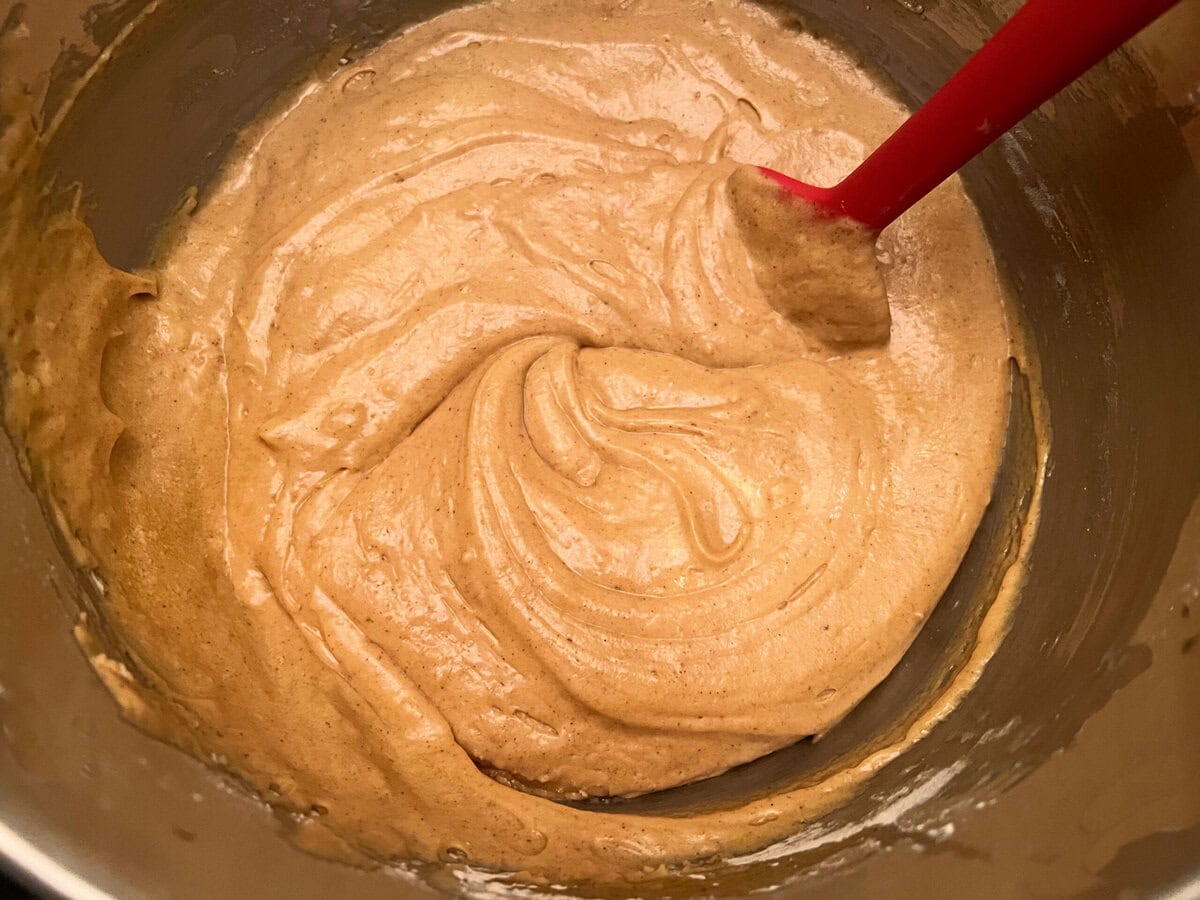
[1,0,1014,882]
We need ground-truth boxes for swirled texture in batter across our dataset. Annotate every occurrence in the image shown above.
[1,0,1012,881]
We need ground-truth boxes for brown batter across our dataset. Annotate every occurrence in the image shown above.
[0,0,1013,883]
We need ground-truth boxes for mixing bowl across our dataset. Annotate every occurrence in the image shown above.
[1,0,1198,896]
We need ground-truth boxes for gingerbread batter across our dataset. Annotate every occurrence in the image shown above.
[1,0,1013,882]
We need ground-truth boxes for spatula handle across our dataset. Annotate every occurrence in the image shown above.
[830,0,1181,231]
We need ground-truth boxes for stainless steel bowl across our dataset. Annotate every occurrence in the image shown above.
[2,1,1199,896]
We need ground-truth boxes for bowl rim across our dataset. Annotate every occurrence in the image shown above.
[0,820,116,900]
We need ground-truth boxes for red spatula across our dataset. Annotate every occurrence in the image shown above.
[760,0,1183,232]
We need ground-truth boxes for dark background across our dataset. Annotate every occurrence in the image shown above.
[2,870,34,897]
